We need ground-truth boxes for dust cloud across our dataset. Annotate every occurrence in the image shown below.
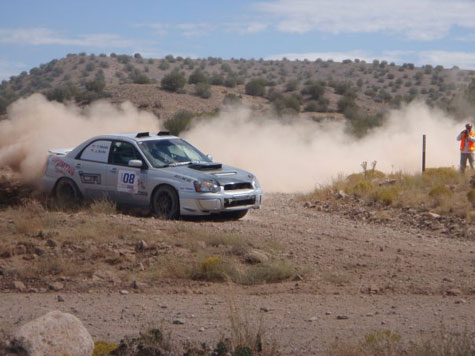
[0,94,159,182]
[0,94,469,192]
[184,103,469,193]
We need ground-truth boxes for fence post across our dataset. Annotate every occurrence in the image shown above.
[422,134,426,173]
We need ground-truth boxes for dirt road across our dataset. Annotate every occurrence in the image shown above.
[1,193,474,354]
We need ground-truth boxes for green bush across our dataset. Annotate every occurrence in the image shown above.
[429,184,453,200]
[188,69,207,84]
[301,82,324,100]
[194,83,212,98]
[164,109,194,135]
[85,78,105,93]
[158,61,170,70]
[285,79,299,92]
[245,78,266,96]
[161,70,186,92]
[133,73,152,84]
[209,74,225,85]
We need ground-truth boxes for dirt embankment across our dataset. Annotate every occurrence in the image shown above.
[0,173,474,354]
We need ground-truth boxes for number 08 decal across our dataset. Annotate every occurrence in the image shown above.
[118,170,139,193]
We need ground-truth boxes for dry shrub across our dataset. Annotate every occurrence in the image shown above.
[93,340,118,356]
[328,328,475,356]
[228,298,280,356]
[371,186,400,205]
[88,199,117,215]
[322,272,351,285]
[466,189,475,207]
[192,256,238,282]
[241,260,294,285]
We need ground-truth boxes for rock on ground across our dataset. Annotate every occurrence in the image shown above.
[11,310,93,356]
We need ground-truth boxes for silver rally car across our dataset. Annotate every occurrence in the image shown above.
[41,132,263,219]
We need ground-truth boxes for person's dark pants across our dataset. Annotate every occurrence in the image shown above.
[460,152,474,173]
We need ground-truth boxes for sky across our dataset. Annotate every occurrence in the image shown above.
[1,0,475,81]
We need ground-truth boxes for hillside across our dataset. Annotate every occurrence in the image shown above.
[1,53,475,135]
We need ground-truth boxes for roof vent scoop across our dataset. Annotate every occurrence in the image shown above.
[136,132,150,138]
[157,131,171,136]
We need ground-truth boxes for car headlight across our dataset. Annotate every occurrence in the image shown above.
[194,180,220,193]
[251,175,261,189]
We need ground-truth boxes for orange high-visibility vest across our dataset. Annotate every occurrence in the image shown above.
[460,130,475,151]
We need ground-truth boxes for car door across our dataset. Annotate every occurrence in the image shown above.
[105,140,149,206]
[76,140,112,199]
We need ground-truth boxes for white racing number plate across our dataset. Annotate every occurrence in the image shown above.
[118,170,138,194]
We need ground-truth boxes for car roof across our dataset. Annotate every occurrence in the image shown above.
[98,132,178,142]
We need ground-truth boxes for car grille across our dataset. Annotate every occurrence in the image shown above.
[224,196,256,208]
[223,182,253,190]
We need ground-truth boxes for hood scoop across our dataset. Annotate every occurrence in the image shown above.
[188,162,223,171]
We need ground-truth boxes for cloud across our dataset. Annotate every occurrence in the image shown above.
[254,0,475,40]
[417,51,475,70]
[266,50,414,64]
[0,28,135,48]
[136,21,268,37]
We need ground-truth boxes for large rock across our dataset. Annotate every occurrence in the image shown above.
[11,310,93,356]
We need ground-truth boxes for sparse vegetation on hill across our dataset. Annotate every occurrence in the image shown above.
[1,53,475,135]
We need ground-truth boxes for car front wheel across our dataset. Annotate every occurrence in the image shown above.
[152,185,180,219]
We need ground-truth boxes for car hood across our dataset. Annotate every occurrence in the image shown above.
[168,162,254,185]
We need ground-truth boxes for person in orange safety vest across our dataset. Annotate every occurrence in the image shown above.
[456,123,475,173]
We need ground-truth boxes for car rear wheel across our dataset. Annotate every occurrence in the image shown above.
[54,178,82,210]
[221,209,248,220]
[152,185,180,219]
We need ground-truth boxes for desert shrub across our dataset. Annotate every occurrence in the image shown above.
[304,100,318,112]
[423,167,459,183]
[285,79,299,92]
[133,73,152,84]
[371,186,400,205]
[45,84,81,102]
[93,341,118,356]
[165,54,175,62]
[245,78,266,96]
[273,94,300,114]
[241,260,294,285]
[224,76,237,88]
[192,256,236,282]
[85,78,105,93]
[429,184,453,200]
[467,189,475,207]
[301,82,324,100]
[161,70,186,92]
[209,74,225,85]
[220,63,232,73]
[164,109,194,135]
[188,69,207,84]
[337,95,357,113]
[194,82,212,98]
[158,61,169,70]
[88,199,117,215]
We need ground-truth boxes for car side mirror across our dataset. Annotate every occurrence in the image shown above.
[128,159,143,168]
[206,154,213,161]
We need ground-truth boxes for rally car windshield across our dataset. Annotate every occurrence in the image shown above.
[138,139,211,168]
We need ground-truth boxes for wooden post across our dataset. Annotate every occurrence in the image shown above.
[422,134,426,173]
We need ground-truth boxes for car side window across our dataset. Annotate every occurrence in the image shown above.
[79,140,112,163]
[109,141,142,166]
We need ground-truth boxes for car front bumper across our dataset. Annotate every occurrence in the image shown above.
[179,189,263,215]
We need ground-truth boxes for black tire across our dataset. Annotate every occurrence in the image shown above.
[54,178,82,210]
[221,209,248,220]
[151,185,180,219]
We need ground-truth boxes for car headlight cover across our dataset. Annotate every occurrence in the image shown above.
[251,175,261,189]
[194,180,220,193]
